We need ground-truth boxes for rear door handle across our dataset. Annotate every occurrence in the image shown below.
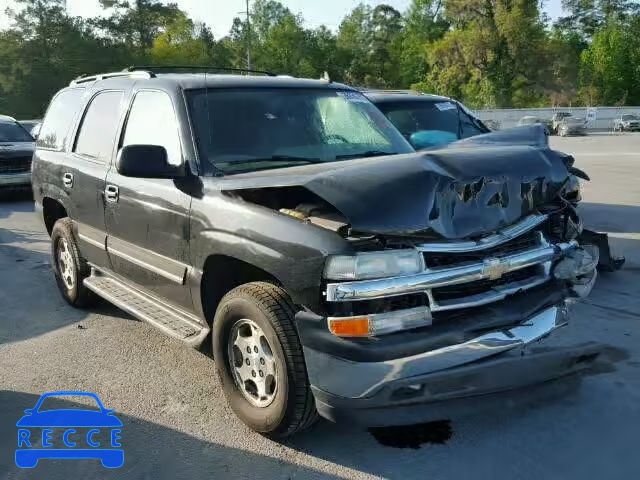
[62,173,74,188]
[105,185,119,203]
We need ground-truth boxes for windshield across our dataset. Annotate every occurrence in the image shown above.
[0,121,33,142]
[187,88,413,174]
[375,100,487,140]
[622,114,638,120]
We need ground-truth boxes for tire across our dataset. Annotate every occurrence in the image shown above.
[212,282,318,438]
[50,218,96,308]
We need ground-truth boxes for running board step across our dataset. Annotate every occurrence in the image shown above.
[84,274,209,348]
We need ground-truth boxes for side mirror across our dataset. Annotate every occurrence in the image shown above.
[116,145,184,179]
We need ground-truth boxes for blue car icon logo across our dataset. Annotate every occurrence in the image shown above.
[15,391,123,468]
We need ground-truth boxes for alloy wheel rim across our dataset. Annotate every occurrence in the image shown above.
[228,318,278,408]
[57,238,75,290]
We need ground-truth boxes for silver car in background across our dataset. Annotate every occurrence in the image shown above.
[613,114,640,132]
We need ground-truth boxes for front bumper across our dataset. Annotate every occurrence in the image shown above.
[306,304,600,426]
[0,171,31,187]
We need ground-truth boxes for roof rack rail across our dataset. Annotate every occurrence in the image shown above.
[359,88,425,95]
[126,65,278,77]
[70,70,155,86]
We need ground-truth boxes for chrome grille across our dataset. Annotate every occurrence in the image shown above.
[325,214,574,314]
[0,156,32,174]
[424,230,540,269]
[425,231,553,311]
[431,265,541,302]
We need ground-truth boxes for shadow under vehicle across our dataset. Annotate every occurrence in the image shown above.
[31,67,609,438]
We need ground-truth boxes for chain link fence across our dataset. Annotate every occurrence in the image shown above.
[473,106,640,131]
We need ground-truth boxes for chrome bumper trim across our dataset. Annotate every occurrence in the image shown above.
[417,214,547,253]
[326,241,576,302]
[305,305,568,399]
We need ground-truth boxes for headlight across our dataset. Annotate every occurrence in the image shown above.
[563,174,581,201]
[324,249,424,280]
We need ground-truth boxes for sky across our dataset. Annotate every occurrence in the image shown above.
[0,0,566,36]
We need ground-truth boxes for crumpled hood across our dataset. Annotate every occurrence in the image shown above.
[217,127,571,239]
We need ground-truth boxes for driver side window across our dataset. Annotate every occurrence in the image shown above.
[122,91,182,166]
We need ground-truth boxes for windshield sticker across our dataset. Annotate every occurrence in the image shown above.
[435,102,457,111]
[337,91,369,103]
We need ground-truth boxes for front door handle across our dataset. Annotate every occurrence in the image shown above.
[105,185,119,203]
[62,173,74,188]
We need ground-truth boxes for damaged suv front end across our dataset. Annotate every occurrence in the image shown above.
[276,128,600,426]
[190,82,601,429]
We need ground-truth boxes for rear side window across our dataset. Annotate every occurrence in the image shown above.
[122,91,182,166]
[74,91,124,162]
[37,88,85,150]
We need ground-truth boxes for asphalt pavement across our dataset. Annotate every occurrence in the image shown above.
[1,134,639,479]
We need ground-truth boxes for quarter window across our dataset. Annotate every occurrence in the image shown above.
[74,91,124,161]
[122,91,182,166]
[37,88,85,151]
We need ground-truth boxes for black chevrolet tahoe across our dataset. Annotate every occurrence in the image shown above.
[32,67,600,438]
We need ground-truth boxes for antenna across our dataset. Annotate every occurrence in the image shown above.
[238,0,252,70]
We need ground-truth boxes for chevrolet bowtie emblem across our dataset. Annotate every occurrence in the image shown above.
[483,258,510,280]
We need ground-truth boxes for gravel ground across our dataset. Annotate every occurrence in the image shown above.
[1,133,640,479]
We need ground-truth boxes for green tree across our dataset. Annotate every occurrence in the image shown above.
[336,4,373,85]
[417,0,550,107]
[579,19,640,104]
[398,0,449,87]
[1,0,127,117]
[94,0,184,51]
[149,16,217,65]
[368,5,403,86]
[557,0,640,38]
[546,29,585,105]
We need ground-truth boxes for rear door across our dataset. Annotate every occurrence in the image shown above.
[104,89,194,312]
[66,89,125,267]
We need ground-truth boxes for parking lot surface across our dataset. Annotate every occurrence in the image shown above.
[1,134,640,479]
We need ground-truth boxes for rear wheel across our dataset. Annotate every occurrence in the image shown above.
[51,218,96,307]
[212,282,318,438]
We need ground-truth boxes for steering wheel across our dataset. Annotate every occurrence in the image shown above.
[325,134,349,144]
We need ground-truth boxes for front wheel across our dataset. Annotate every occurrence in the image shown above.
[51,218,96,307]
[212,282,318,438]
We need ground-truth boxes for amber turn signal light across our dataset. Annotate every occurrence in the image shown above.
[328,317,370,337]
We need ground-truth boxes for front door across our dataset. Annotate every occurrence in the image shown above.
[104,90,194,312]
[67,89,125,267]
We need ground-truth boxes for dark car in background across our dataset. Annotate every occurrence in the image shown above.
[0,114,35,189]
[557,115,587,136]
[551,112,572,134]
[364,90,489,150]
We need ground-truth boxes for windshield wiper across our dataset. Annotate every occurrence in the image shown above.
[221,155,325,166]
[334,150,395,160]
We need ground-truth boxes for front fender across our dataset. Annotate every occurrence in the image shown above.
[190,193,352,311]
